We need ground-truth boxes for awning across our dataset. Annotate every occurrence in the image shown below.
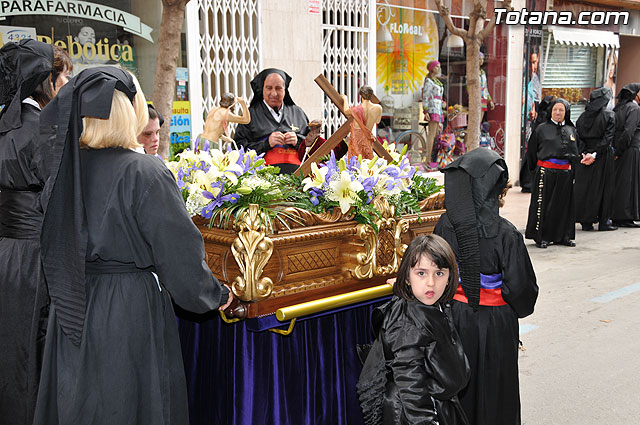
[548,25,620,48]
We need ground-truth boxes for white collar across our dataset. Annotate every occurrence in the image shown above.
[551,118,565,126]
[22,97,41,110]
[263,99,283,122]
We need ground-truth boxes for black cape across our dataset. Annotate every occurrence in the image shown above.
[364,297,470,425]
[574,88,616,224]
[435,214,538,425]
[525,99,581,243]
[0,39,53,425]
[519,95,555,192]
[612,99,640,221]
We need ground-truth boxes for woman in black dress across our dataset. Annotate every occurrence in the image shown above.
[525,98,582,248]
[33,67,233,425]
[0,40,71,425]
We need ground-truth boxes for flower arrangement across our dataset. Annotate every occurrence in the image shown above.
[166,143,441,232]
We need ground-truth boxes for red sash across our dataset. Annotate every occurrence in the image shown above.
[264,146,302,165]
[452,285,507,306]
[537,160,571,170]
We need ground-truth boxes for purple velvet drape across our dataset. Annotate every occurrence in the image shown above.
[177,300,386,425]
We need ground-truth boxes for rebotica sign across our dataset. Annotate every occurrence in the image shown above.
[0,0,153,42]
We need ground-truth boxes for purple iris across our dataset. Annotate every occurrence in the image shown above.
[309,188,324,206]
[361,176,378,193]
[324,151,338,180]
[199,182,238,218]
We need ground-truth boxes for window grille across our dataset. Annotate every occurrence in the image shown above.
[322,0,372,134]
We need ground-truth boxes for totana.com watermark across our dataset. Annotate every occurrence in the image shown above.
[494,8,629,26]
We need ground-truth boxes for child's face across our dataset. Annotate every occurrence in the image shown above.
[408,254,450,306]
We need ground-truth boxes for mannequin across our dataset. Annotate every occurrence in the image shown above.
[479,52,495,121]
[422,60,445,165]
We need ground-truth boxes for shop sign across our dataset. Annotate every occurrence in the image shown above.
[0,0,153,41]
[171,101,191,155]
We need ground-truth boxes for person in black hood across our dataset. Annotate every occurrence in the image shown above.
[611,83,640,227]
[33,67,232,425]
[434,147,538,425]
[519,95,555,193]
[574,87,617,231]
[234,68,310,173]
[525,98,583,248]
[0,39,71,425]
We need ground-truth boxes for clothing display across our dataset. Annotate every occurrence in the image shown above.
[574,87,616,226]
[479,69,492,112]
[525,99,581,245]
[0,39,53,425]
[422,77,444,123]
[435,148,538,425]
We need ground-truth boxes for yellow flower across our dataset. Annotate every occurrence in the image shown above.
[302,162,329,191]
[190,170,221,203]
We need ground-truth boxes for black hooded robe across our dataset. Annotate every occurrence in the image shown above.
[612,99,640,222]
[519,96,554,192]
[33,68,229,425]
[525,100,581,244]
[234,68,310,174]
[0,39,53,425]
[434,148,538,425]
[574,89,616,225]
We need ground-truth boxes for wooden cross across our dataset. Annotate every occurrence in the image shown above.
[295,74,394,176]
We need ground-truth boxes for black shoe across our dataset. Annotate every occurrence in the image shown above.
[536,240,548,249]
[581,223,594,231]
[598,221,618,231]
[560,239,576,247]
[613,220,640,228]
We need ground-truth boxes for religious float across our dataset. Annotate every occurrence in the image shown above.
[168,141,444,330]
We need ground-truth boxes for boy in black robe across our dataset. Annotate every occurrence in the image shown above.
[574,87,617,231]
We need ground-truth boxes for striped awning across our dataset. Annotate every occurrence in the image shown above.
[549,25,620,48]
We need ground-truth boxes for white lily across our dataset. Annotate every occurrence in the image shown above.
[302,162,329,191]
[327,170,364,214]
[207,149,243,185]
[190,170,221,204]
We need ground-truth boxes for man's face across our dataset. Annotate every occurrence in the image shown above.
[75,27,95,46]
[263,73,285,109]
[530,53,539,75]
[138,118,161,155]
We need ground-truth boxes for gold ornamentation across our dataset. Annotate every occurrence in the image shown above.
[231,204,274,302]
[268,318,297,335]
[353,197,409,279]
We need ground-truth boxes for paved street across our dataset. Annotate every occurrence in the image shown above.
[500,189,640,425]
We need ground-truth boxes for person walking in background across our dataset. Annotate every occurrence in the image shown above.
[33,67,232,425]
[434,148,538,425]
[0,39,72,425]
[612,83,640,228]
[525,98,581,248]
[574,87,617,232]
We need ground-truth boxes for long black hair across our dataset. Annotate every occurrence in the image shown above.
[393,234,458,305]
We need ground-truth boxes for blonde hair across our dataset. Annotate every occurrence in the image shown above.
[79,74,148,149]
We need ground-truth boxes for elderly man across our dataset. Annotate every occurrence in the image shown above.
[234,68,310,174]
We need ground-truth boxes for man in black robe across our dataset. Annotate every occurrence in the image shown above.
[234,68,310,174]
[574,87,617,231]
[612,83,640,227]
[520,95,554,192]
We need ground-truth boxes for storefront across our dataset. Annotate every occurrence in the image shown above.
[374,0,509,170]
[0,0,193,156]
